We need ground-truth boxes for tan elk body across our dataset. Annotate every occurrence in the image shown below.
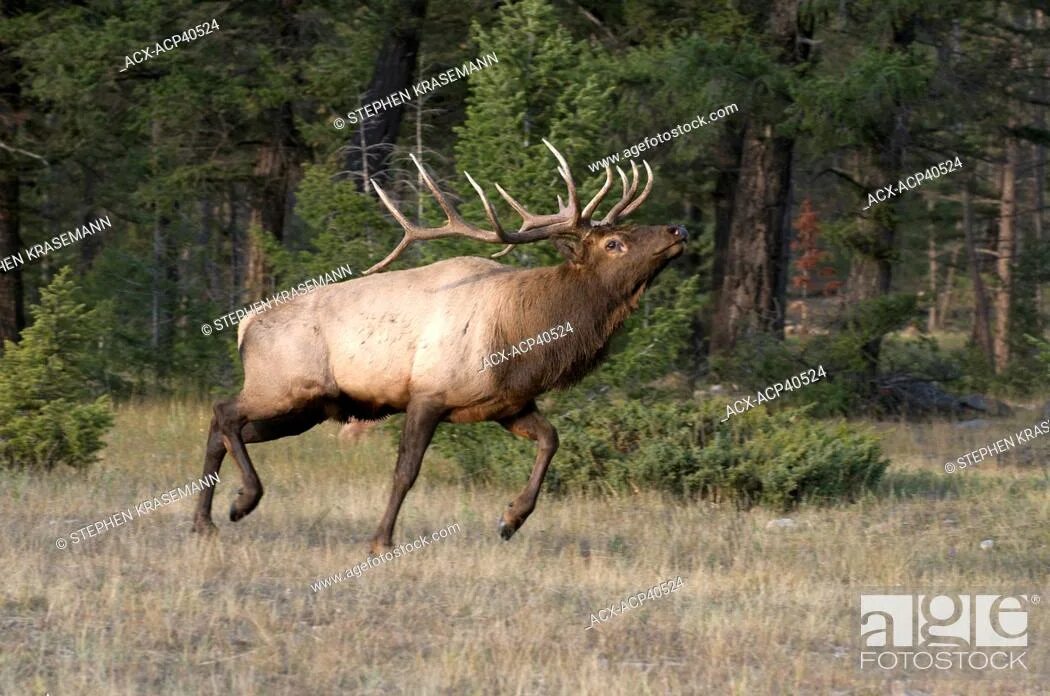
[195,140,687,552]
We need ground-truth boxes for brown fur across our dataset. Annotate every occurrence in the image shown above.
[482,225,675,400]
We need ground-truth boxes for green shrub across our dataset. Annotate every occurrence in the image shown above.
[552,399,888,509]
[880,333,962,383]
[427,394,888,509]
[713,294,922,416]
[1029,334,1050,379]
[0,268,114,470]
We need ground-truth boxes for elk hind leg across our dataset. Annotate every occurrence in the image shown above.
[193,416,227,535]
[212,398,267,522]
[199,404,326,532]
[212,397,324,523]
[497,403,558,541]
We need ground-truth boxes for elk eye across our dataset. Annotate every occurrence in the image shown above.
[605,239,621,251]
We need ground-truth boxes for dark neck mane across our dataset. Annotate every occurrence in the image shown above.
[486,262,642,398]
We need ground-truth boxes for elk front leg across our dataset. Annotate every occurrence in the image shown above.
[497,403,558,541]
[370,401,444,555]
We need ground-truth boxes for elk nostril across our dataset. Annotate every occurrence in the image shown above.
[669,225,688,240]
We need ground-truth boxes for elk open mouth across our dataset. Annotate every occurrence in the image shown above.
[652,239,686,257]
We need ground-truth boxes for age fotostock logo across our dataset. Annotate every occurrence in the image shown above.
[859,593,1040,676]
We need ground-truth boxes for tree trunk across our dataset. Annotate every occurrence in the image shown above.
[245,2,309,300]
[710,123,794,351]
[223,186,240,309]
[841,17,917,383]
[964,179,993,359]
[149,209,176,360]
[937,245,959,330]
[0,163,23,347]
[0,0,25,346]
[927,221,938,333]
[246,98,306,300]
[709,0,804,352]
[249,98,303,247]
[76,172,104,272]
[148,119,177,364]
[1035,136,1045,318]
[341,0,427,191]
[710,130,741,300]
[993,133,1019,373]
[1033,9,1046,316]
[844,152,903,304]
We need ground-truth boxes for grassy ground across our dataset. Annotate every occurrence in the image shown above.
[1,400,1048,694]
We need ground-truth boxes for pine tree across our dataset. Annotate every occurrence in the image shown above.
[0,268,113,470]
[450,0,613,266]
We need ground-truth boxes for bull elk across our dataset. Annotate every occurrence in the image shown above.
[193,140,687,553]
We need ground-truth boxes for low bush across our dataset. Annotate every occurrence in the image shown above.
[428,396,887,510]
[556,399,887,509]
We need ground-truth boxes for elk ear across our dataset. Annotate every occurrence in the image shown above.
[551,235,583,263]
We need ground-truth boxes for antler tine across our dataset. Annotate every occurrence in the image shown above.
[543,138,579,216]
[362,223,414,275]
[412,153,460,225]
[581,164,614,221]
[364,178,427,275]
[600,161,641,225]
[619,160,654,218]
[483,139,584,243]
[370,178,415,233]
[363,157,506,275]
[600,166,629,223]
[494,182,532,220]
[463,170,503,235]
[491,185,578,242]
[464,171,516,259]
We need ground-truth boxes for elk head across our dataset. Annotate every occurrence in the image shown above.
[363,139,688,296]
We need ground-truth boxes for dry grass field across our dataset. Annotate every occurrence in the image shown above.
[1,400,1048,695]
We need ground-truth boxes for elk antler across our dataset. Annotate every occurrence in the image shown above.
[364,139,653,274]
[600,160,654,225]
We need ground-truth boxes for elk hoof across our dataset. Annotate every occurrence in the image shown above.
[229,487,263,522]
[498,515,518,541]
[193,518,218,536]
[369,541,393,557]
